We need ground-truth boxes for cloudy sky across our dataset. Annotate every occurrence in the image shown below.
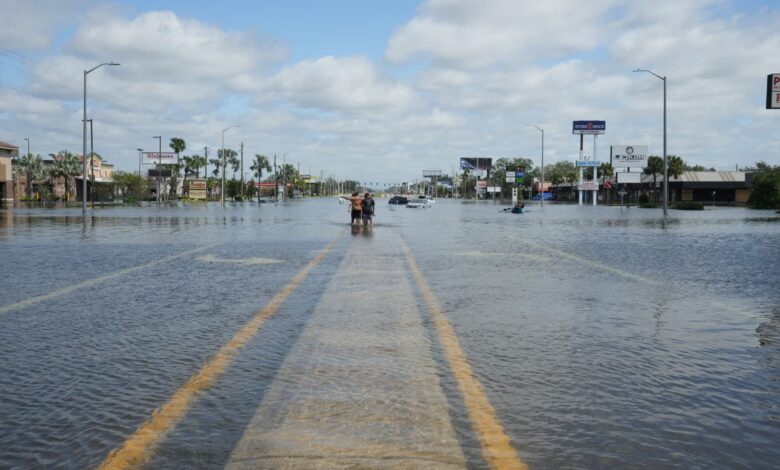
[1,0,779,183]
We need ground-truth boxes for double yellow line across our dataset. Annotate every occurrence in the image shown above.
[403,241,527,470]
[99,240,337,469]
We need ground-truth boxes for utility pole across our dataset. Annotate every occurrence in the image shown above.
[88,119,94,207]
[240,142,244,200]
[153,136,161,204]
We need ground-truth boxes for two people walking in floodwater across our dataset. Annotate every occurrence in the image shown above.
[342,192,375,226]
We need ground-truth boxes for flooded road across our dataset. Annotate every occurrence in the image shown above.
[1,200,779,469]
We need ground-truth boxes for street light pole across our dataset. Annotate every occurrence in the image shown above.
[137,148,143,175]
[83,61,119,216]
[153,136,161,204]
[634,68,668,216]
[23,138,29,158]
[528,125,544,208]
[221,125,239,207]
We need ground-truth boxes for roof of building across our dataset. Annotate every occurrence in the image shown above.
[0,140,19,150]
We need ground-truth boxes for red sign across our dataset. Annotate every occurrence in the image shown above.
[256,182,275,187]
[604,180,613,189]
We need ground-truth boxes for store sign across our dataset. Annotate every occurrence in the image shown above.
[576,161,601,167]
[188,180,207,190]
[572,120,606,135]
[577,182,598,191]
[188,189,207,200]
[616,172,641,183]
[767,74,780,109]
[142,152,176,165]
[611,145,648,168]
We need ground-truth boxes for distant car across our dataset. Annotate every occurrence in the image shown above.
[531,192,553,201]
[388,196,409,205]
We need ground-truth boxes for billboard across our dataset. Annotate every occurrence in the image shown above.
[572,121,606,135]
[142,152,177,165]
[611,145,648,168]
[460,157,493,170]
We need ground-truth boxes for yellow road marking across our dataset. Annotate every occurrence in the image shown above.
[98,239,338,470]
[403,241,528,470]
[0,245,217,316]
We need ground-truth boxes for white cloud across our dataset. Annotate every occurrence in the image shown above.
[265,56,417,114]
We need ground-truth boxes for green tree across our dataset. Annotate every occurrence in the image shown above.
[747,164,780,209]
[19,153,45,199]
[644,156,664,201]
[169,137,186,199]
[250,154,271,202]
[599,162,614,203]
[49,151,81,203]
[113,172,145,201]
[667,155,685,180]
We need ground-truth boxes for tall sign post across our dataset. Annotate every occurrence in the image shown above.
[573,121,605,206]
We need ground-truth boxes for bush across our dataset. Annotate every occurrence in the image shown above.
[638,193,650,204]
[672,201,704,210]
[639,203,660,208]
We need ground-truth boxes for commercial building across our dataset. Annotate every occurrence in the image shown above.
[0,141,19,205]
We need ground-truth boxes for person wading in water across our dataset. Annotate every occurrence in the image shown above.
[340,192,363,225]
[361,192,375,226]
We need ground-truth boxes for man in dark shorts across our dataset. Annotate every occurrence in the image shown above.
[361,192,375,226]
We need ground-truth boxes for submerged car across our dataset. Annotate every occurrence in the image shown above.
[406,195,434,208]
[531,192,553,201]
[388,196,409,205]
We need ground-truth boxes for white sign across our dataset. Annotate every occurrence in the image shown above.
[505,171,515,183]
[616,172,641,183]
[578,182,598,191]
[487,186,501,193]
[611,145,648,168]
[142,152,177,165]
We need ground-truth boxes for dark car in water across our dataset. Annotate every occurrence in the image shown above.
[388,196,409,205]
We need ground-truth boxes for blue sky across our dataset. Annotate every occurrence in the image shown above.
[1,0,779,183]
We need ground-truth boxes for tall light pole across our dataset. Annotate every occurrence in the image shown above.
[23,138,30,158]
[137,148,143,175]
[221,125,239,207]
[83,61,119,216]
[634,68,667,216]
[153,136,161,204]
[528,125,544,208]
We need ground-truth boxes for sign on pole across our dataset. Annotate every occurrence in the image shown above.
[767,74,780,109]
[505,171,515,183]
[572,121,606,134]
[576,161,601,167]
[611,145,648,168]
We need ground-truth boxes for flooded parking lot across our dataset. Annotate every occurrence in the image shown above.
[1,199,779,469]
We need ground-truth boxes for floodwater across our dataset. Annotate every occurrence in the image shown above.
[0,199,778,469]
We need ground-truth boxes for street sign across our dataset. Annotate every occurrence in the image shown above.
[576,161,601,167]
[577,182,598,191]
[616,172,641,183]
[572,120,606,134]
[611,145,648,168]
[604,180,613,189]
[505,171,515,183]
[767,74,780,109]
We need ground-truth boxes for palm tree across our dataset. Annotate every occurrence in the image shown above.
[169,137,186,199]
[599,162,614,203]
[49,151,81,203]
[209,158,222,177]
[250,154,271,201]
[666,155,685,203]
[644,156,664,201]
[19,153,45,199]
